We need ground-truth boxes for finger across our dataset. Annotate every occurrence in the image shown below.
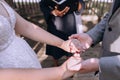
[69,34,81,39]
[60,7,69,14]
[69,39,85,53]
[69,42,81,53]
[55,6,58,9]
[67,57,82,71]
[64,6,70,13]
[73,53,80,58]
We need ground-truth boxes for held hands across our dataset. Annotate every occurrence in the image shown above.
[66,57,99,73]
[60,33,99,78]
[69,33,93,52]
[67,54,82,71]
[61,33,93,54]
[51,6,70,17]
[60,39,82,53]
[60,32,98,79]
[67,33,99,73]
[61,55,99,79]
[60,55,82,79]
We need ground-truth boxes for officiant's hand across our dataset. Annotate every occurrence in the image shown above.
[51,6,70,17]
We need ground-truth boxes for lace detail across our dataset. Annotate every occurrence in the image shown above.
[0,1,16,28]
[0,1,16,51]
[0,1,41,68]
[0,16,14,51]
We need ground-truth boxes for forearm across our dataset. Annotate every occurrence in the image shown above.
[87,13,110,45]
[15,12,65,50]
[21,22,64,48]
[79,58,99,73]
[0,67,64,80]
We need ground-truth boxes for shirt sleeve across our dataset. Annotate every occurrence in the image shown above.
[86,13,110,45]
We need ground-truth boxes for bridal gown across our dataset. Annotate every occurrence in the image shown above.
[0,1,41,68]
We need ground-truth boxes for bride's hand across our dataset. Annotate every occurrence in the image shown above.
[67,55,83,71]
[60,39,82,53]
[60,55,82,79]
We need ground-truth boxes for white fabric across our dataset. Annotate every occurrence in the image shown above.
[74,12,83,33]
[0,1,41,68]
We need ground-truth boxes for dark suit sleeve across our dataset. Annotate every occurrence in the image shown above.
[99,55,120,79]
[86,13,110,45]
[39,0,53,21]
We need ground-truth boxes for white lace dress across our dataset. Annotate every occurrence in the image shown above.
[0,1,41,68]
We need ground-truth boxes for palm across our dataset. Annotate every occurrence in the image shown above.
[67,56,82,71]
[69,33,93,50]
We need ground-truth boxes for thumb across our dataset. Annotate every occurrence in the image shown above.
[55,6,58,9]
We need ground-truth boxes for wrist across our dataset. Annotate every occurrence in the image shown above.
[60,62,76,79]
[86,33,93,47]
[59,65,66,80]
[59,40,71,53]
[88,36,93,46]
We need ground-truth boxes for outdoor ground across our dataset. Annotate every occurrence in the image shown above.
[25,14,101,80]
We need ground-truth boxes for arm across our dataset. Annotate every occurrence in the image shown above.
[67,57,99,73]
[0,58,76,80]
[86,13,110,45]
[66,54,120,80]
[77,56,120,78]
[0,68,64,80]
[14,10,80,53]
[14,12,65,50]
[69,13,110,51]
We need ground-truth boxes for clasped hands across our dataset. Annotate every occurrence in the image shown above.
[61,33,99,74]
[51,2,82,17]
[51,6,70,17]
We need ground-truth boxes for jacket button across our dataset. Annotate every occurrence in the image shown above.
[108,27,112,31]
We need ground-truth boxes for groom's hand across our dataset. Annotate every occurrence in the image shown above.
[60,39,82,53]
[69,33,93,51]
